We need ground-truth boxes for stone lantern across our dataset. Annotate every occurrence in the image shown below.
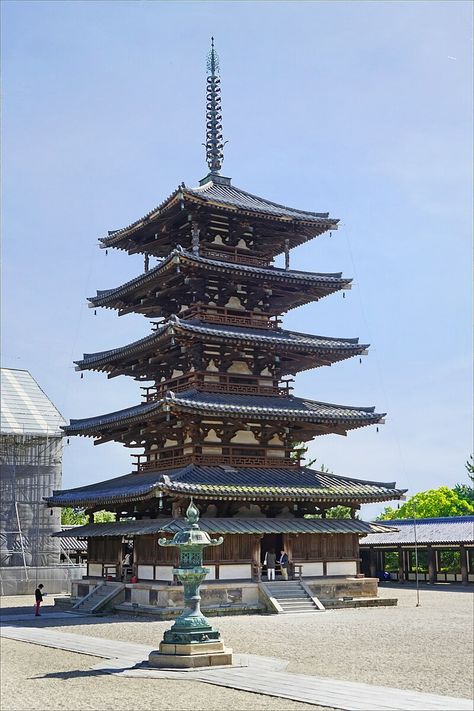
[148,499,233,668]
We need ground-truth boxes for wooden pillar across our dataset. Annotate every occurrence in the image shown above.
[398,546,405,583]
[369,547,377,578]
[460,544,469,585]
[427,545,436,584]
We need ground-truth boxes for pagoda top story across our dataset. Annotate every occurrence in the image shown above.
[100,40,338,264]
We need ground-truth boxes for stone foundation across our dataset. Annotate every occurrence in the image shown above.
[67,576,383,616]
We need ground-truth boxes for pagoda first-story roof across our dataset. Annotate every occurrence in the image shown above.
[88,248,351,316]
[100,177,339,255]
[46,464,406,508]
[74,316,368,376]
[63,390,384,439]
[51,517,395,539]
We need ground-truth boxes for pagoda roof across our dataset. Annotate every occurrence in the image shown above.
[63,390,384,437]
[75,317,368,372]
[89,247,351,312]
[51,518,395,538]
[100,178,339,250]
[46,464,405,508]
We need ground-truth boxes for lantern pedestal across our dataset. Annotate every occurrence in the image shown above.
[149,642,233,669]
[148,502,233,669]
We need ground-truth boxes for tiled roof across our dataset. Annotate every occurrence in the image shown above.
[0,368,65,436]
[52,517,393,539]
[63,390,384,435]
[75,317,367,370]
[46,464,404,507]
[360,517,474,546]
[59,527,88,553]
[100,180,338,248]
[186,180,337,223]
[89,248,350,308]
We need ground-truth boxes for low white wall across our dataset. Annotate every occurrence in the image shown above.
[326,561,357,576]
[154,565,174,582]
[137,565,154,580]
[87,563,102,577]
[300,562,324,577]
[218,564,251,580]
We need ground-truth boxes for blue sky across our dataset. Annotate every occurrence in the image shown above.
[2,1,472,516]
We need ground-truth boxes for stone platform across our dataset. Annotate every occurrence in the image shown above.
[66,576,382,617]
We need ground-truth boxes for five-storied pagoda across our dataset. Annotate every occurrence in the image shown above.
[50,42,404,602]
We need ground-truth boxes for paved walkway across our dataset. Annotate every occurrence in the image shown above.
[1,620,471,710]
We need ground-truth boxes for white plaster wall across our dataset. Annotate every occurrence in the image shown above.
[232,430,258,444]
[205,565,216,580]
[326,561,358,576]
[226,296,244,310]
[301,562,324,577]
[227,361,251,374]
[155,565,174,582]
[137,565,154,580]
[88,563,102,577]
[219,564,252,580]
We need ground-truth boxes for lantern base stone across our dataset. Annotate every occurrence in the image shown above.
[148,643,233,668]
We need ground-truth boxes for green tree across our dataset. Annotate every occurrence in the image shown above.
[466,454,474,482]
[61,508,116,525]
[291,442,331,471]
[454,483,474,503]
[61,507,87,525]
[94,510,116,523]
[326,505,353,519]
[377,486,474,520]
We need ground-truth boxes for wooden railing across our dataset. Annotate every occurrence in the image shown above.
[137,451,298,472]
[179,305,282,330]
[143,372,291,400]
[200,247,271,268]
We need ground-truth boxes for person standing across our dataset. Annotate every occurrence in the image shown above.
[279,550,289,580]
[34,584,44,616]
[264,549,276,581]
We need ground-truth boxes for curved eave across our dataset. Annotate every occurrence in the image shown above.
[62,393,385,438]
[88,249,351,310]
[74,320,368,373]
[45,465,404,509]
[99,185,339,250]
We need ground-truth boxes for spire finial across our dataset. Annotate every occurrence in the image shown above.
[205,37,224,174]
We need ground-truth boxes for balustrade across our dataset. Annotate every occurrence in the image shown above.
[200,246,271,267]
[136,448,298,472]
[142,372,291,400]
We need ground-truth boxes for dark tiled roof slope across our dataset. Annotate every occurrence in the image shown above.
[100,180,339,248]
[52,518,393,538]
[76,318,366,370]
[89,248,350,307]
[63,390,384,435]
[45,464,404,507]
[360,517,474,545]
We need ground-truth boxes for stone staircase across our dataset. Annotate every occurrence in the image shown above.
[261,580,325,614]
[71,582,124,614]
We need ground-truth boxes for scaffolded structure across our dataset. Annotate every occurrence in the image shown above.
[49,43,404,583]
[0,369,65,581]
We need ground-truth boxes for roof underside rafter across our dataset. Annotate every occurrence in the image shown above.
[99,181,339,257]
[62,390,384,442]
[74,317,368,377]
[88,248,351,317]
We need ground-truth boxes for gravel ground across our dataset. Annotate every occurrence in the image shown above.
[1,586,473,709]
[0,638,328,711]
